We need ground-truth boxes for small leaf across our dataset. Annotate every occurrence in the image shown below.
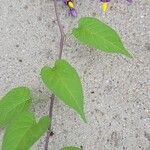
[2,111,50,150]
[0,87,32,128]
[72,17,133,58]
[41,59,86,122]
[60,146,81,150]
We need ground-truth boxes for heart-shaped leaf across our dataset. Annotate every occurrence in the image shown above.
[0,87,32,128]
[41,59,86,122]
[2,111,50,150]
[72,17,133,58]
[60,146,81,150]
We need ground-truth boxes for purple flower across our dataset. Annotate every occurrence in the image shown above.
[63,0,67,5]
[70,8,77,17]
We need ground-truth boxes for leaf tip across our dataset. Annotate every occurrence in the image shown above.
[122,50,134,59]
[80,113,87,123]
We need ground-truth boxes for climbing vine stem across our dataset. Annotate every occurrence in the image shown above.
[44,0,65,149]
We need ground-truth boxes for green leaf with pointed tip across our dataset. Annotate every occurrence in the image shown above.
[0,87,32,128]
[41,59,86,122]
[2,111,50,150]
[72,17,133,58]
[60,146,81,150]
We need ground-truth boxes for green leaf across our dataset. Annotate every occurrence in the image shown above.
[0,87,32,128]
[2,111,50,150]
[72,17,133,58]
[60,146,81,150]
[41,59,86,122]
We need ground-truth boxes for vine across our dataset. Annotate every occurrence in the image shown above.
[44,0,65,149]
[0,1,133,150]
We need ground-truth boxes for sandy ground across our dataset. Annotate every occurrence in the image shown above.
[0,0,150,150]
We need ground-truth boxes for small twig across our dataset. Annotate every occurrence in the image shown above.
[44,0,65,149]
[44,94,55,150]
[54,0,65,59]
